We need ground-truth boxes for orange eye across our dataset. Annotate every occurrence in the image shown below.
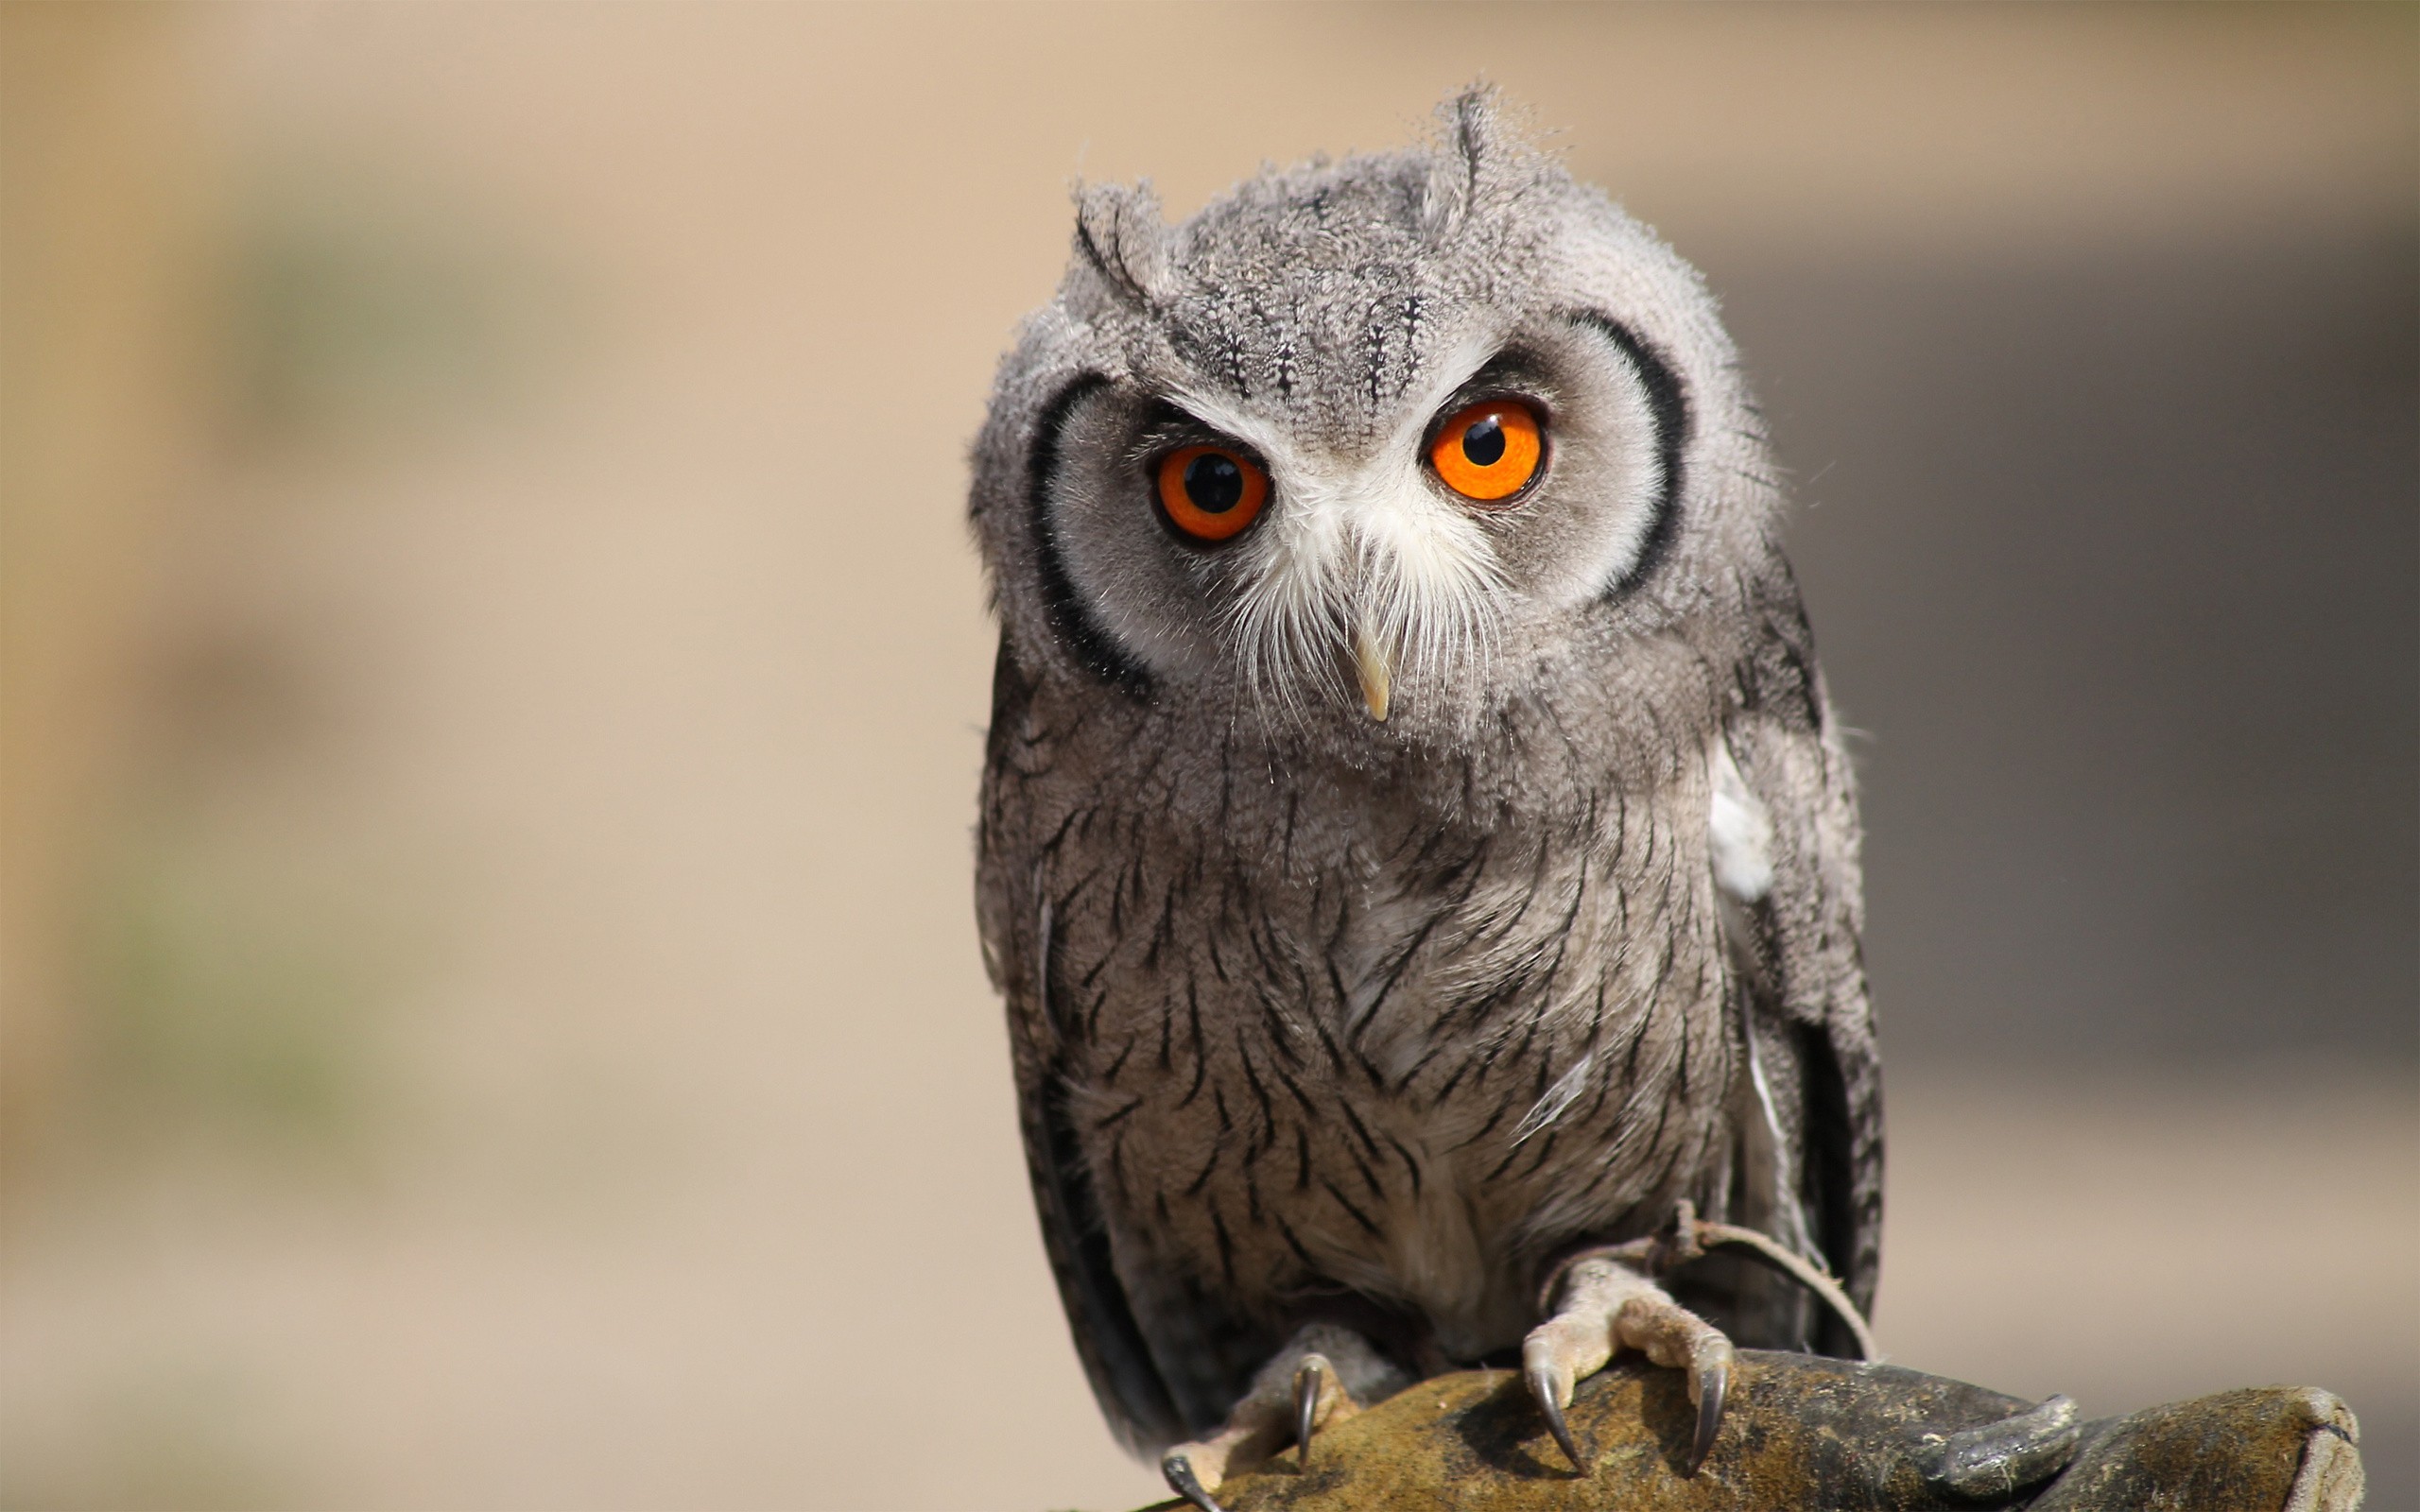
[1156,445,1269,542]
[1429,400,1544,503]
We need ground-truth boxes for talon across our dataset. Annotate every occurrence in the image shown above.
[1527,1362,1588,1475]
[1292,1356,1326,1467]
[1161,1451,1230,1512]
[1687,1356,1729,1475]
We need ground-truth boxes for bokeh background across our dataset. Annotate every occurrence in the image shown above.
[4,5,2413,1508]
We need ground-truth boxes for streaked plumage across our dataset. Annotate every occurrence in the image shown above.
[969,92,1881,1478]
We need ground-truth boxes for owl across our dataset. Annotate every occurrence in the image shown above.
[970,92,1881,1508]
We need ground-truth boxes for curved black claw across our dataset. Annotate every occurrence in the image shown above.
[1526,1363,1588,1475]
[1161,1452,1229,1512]
[1686,1358,1730,1476]
[1292,1360,1323,1468]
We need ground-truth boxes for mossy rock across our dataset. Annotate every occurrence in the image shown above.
[1140,1350,2361,1511]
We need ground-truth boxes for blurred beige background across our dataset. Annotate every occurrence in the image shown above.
[3,5,2413,1509]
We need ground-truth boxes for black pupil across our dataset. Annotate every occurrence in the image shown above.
[1461,414,1507,467]
[1184,453,1245,513]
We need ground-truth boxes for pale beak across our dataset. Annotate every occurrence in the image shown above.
[1352,614,1392,723]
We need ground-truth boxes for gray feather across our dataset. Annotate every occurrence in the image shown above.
[971,88,1882,1451]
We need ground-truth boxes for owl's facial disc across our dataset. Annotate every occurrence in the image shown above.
[1034,314,1671,735]
[1175,380,1511,730]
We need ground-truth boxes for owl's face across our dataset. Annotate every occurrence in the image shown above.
[976,94,1759,752]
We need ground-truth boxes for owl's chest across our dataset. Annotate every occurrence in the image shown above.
[1054,794,1737,1353]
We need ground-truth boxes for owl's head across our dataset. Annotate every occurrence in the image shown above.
[972,91,1775,751]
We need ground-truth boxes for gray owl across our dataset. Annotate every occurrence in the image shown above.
[971,92,1881,1508]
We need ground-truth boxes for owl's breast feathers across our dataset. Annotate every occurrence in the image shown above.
[977,623,1886,1441]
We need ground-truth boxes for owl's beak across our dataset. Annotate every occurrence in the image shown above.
[1352,615,1392,722]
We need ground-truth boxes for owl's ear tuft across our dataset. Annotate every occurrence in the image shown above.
[1420,84,1547,242]
[1073,180,1174,310]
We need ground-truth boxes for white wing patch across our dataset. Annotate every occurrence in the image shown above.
[1710,738,1774,904]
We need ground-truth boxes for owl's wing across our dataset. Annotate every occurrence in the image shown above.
[978,637,1189,1455]
[1714,576,1884,1359]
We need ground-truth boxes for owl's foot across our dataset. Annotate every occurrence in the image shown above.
[1523,1254,1734,1478]
[1288,1352,1355,1467]
[1159,1323,1406,1512]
